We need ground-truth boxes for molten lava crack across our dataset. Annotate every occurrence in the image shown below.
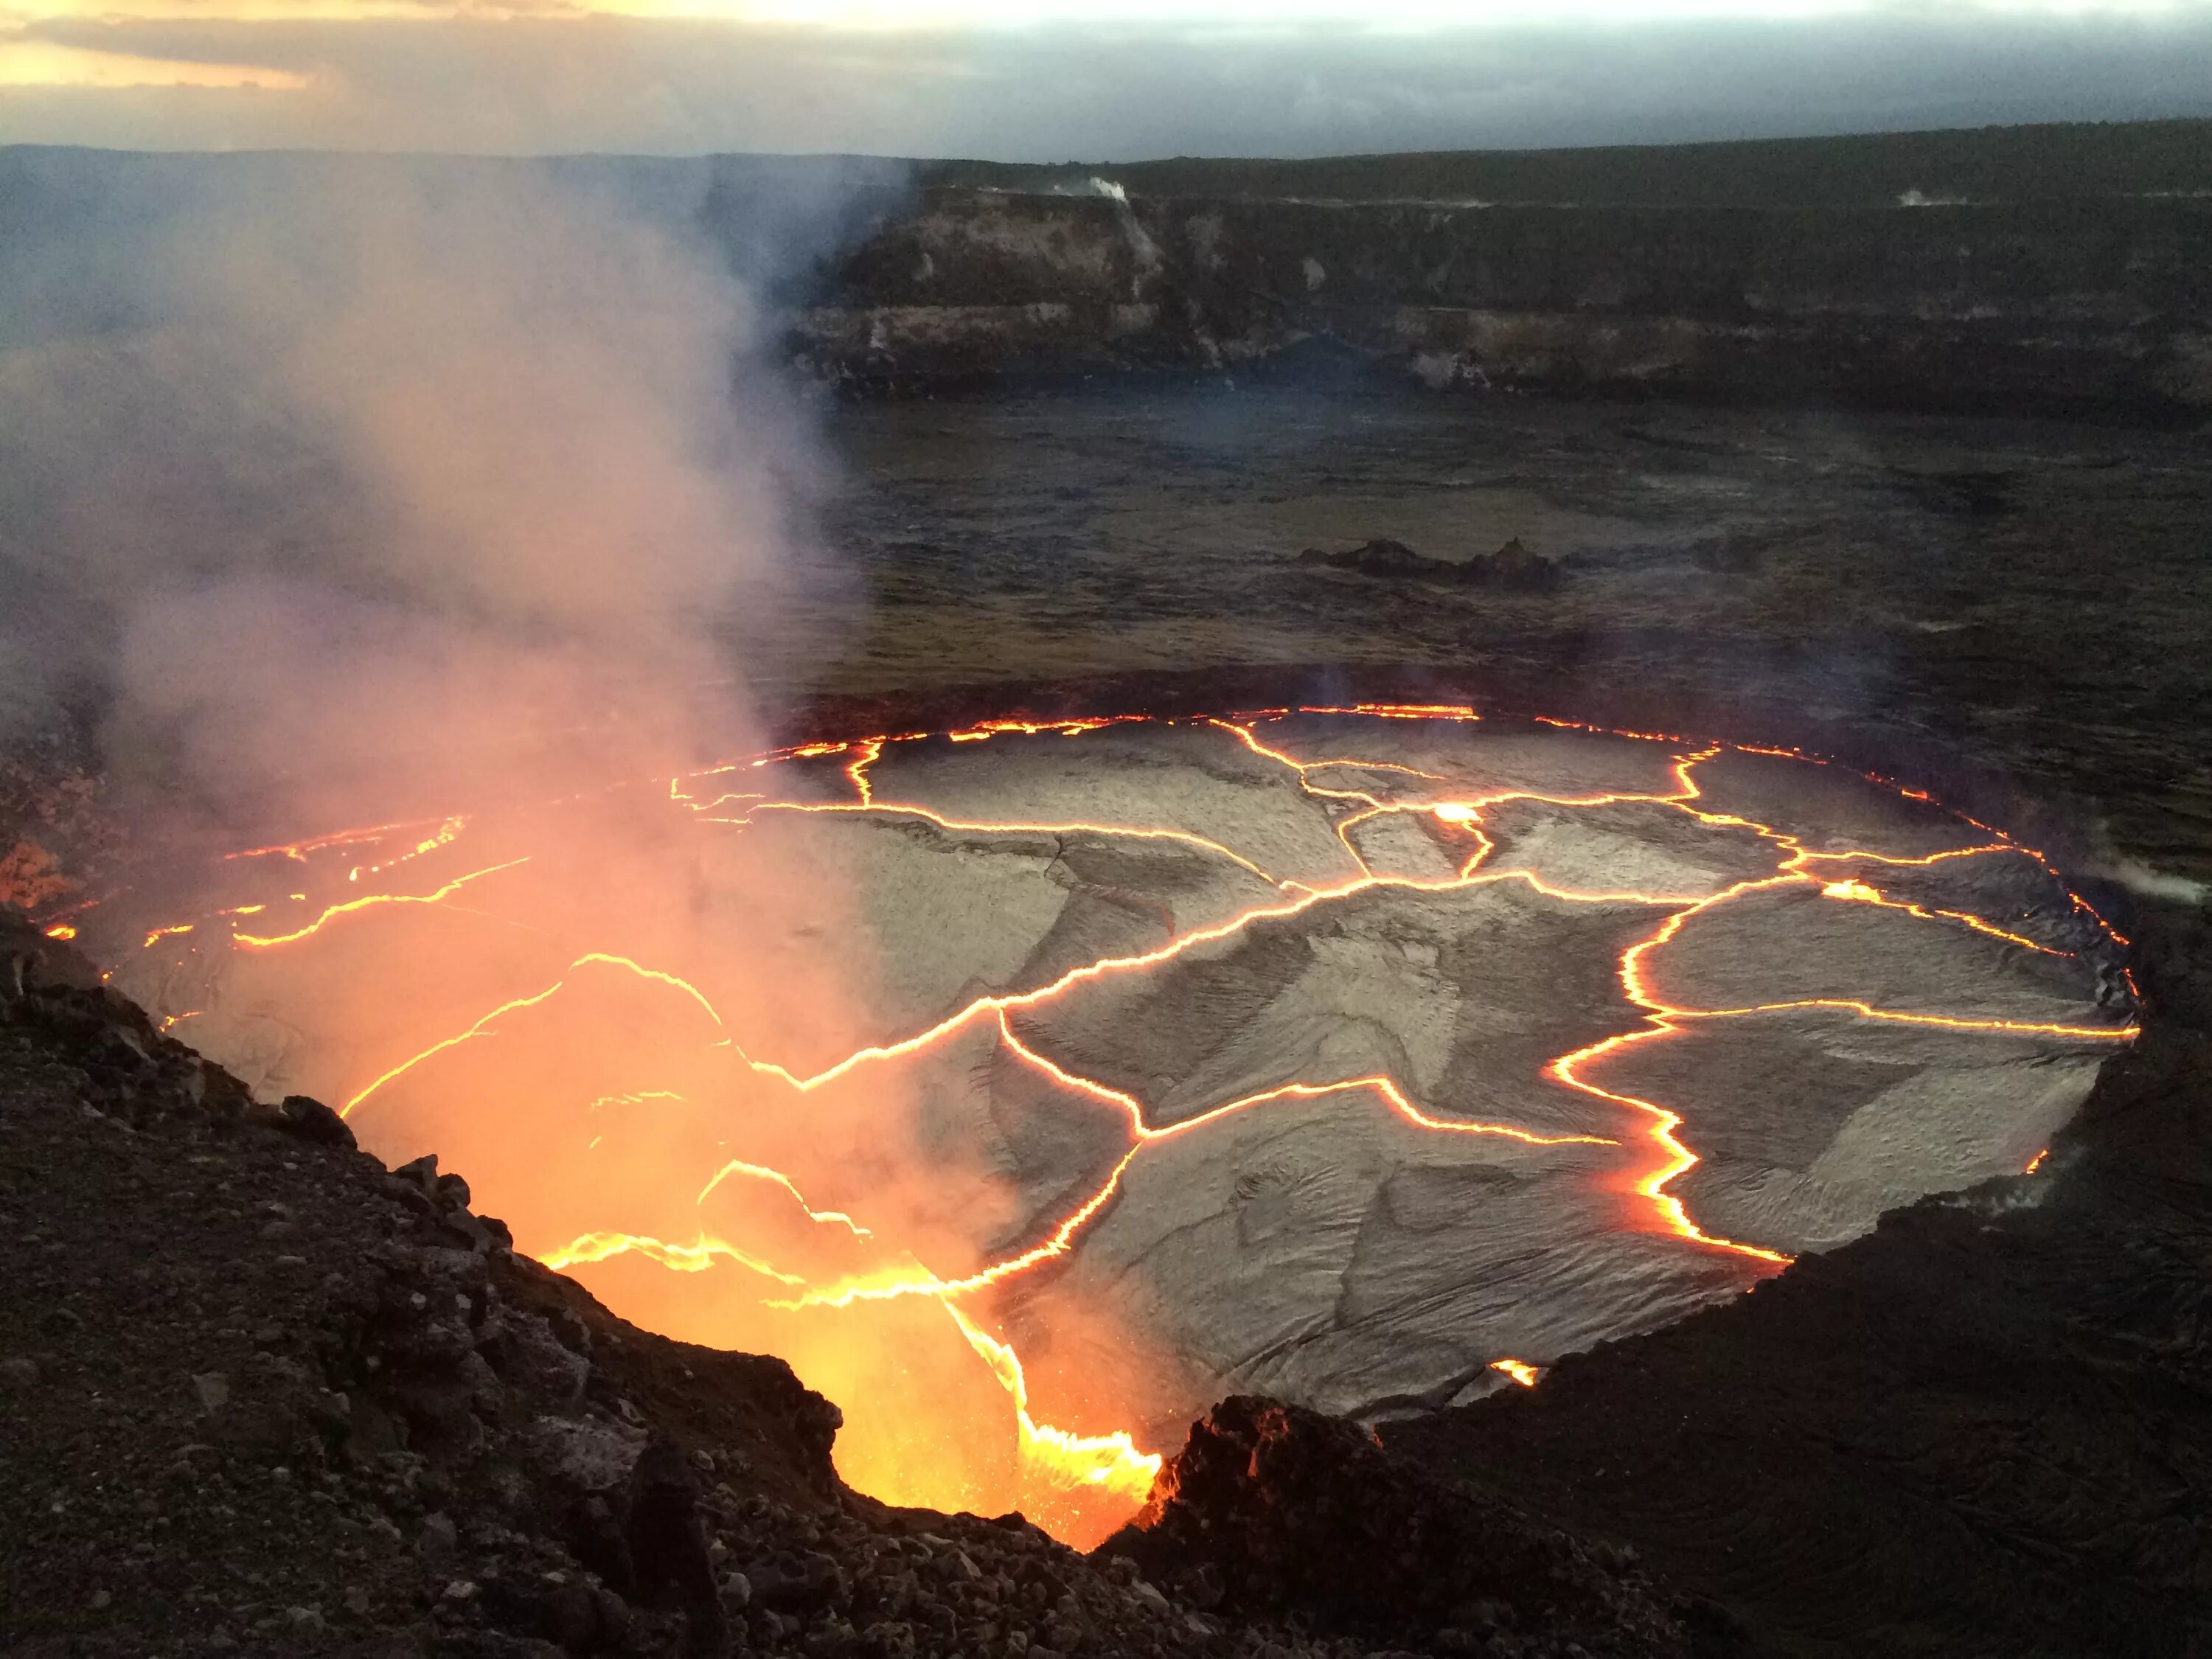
[69,703,2135,1547]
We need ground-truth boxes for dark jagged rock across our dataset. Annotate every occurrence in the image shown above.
[1299,536,1563,590]
[623,1439,728,1654]
[1478,537,1562,592]
[1299,537,1432,575]
[274,1092,355,1149]
[1103,1395,1695,1658]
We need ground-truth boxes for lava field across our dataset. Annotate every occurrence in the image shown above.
[62,705,2135,1548]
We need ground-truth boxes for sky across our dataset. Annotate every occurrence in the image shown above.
[1,1,2208,159]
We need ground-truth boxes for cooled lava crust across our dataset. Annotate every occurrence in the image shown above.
[7,675,2209,1658]
[56,699,2133,1550]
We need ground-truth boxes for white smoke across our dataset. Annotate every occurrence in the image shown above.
[1085,175,1162,292]
[0,158,844,831]
[2088,857,2210,906]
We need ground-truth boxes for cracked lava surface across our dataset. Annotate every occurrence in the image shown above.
[68,706,2137,1548]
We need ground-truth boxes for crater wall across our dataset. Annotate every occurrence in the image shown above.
[6,133,2207,417]
[787,187,2212,414]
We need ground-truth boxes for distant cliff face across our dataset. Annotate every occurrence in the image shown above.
[787,187,2212,414]
[4,140,2204,417]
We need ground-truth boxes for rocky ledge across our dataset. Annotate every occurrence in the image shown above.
[1102,1397,1700,1658]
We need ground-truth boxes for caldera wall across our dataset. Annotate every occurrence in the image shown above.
[7,136,2205,417]
[787,187,2212,415]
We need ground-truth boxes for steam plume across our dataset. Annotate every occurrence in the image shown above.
[0,158,832,815]
[0,158,1126,1531]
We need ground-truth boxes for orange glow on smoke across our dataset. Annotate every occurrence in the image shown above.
[945,1303,1164,1519]
[80,703,2135,1548]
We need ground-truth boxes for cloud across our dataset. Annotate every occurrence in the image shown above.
[0,10,2208,157]
[0,37,312,86]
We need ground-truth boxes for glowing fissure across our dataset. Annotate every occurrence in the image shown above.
[540,1228,808,1287]
[234,856,528,949]
[346,815,468,884]
[222,815,459,864]
[777,1012,1617,1316]
[589,1089,688,1111]
[698,1156,874,1238]
[85,703,2137,1547]
[944,1301,1164,1508]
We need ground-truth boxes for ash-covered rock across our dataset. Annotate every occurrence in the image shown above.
[1102,1396,1698,1658]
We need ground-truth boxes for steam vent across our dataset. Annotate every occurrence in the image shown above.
[96,706,2134,1548]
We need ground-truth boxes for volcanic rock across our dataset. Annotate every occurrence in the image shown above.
[275,1091,356,1149]
[2,917,102,997]
[1297,536,1561,590]
[625,1436,728,1652]
[1298,537,1431,574]
[1479,536,1562,591]
[1104,1394,1692,1657]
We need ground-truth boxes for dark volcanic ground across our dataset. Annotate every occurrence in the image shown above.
[797,389,2211,888]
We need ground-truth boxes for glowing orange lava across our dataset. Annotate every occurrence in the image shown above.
[234,857,527,949]
[945,1303,1164,1528]
[66,701,2135,1548]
